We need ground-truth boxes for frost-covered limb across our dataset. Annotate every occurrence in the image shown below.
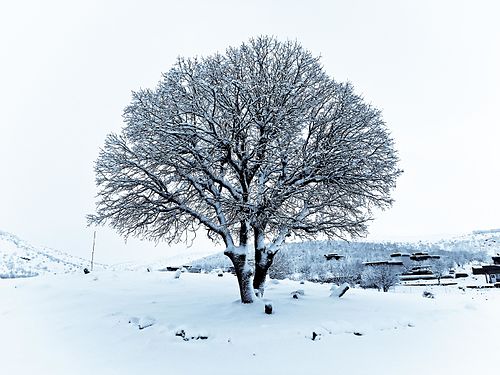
[89,133,234,246]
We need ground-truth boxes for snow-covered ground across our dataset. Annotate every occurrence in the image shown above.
[2,230,499,374]
[1,269,499,375]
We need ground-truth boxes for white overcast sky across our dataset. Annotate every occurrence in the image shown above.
[1,0,499,263]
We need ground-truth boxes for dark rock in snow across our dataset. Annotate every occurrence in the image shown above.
[291,289,305,299]
[175,329,186,338]
[422,291,435,299]
[175,329,208,341]
[83,268,90,274]
[264,303,273,315]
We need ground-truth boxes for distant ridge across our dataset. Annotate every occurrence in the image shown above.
[472,229,500,235]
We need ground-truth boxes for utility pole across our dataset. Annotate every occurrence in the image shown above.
[91,231,96,271]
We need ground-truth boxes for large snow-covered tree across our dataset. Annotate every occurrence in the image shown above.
[89,36,402,303]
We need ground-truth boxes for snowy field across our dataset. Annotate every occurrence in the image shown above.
[1,269,499,375]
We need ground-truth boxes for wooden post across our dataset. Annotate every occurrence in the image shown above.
[91,231,96,272]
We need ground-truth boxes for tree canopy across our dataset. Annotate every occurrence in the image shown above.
[89,36,402,302]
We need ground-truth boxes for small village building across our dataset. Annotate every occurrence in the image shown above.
[409,252,440,261]
[363,260,404,267]
[324,253,344,261]
[472,264,500,283]
[390,253,410,258]
[402,265,433,276]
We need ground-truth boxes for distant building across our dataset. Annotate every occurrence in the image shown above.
[363,260,403,267]
[363,252,446,282]
[409,252,440,261]
[324,253,344,261]
[402,265,433,276]
[390,253,410,258]
[472,265,500,283]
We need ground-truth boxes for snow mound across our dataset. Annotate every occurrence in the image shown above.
[330,282,350,298]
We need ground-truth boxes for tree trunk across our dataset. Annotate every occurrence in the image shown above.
[225,250,255,304]
[253,247,275,298]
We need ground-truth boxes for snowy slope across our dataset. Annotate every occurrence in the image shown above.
[1,270,499,375]
[0,230,105,278]
[115,247,223,272]
[433,228,500,255]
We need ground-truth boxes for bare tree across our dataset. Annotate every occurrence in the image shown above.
[330,259,365,286]
[362,265,399,292]
[89,36,401,303]
[430,258,452,285]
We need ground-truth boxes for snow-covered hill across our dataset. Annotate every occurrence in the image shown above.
[115,247,223,273]
[0,230,105,278]
[432,228,500,255]
[190,229,495,277]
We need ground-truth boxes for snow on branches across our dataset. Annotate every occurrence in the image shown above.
[89,36,402,302]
